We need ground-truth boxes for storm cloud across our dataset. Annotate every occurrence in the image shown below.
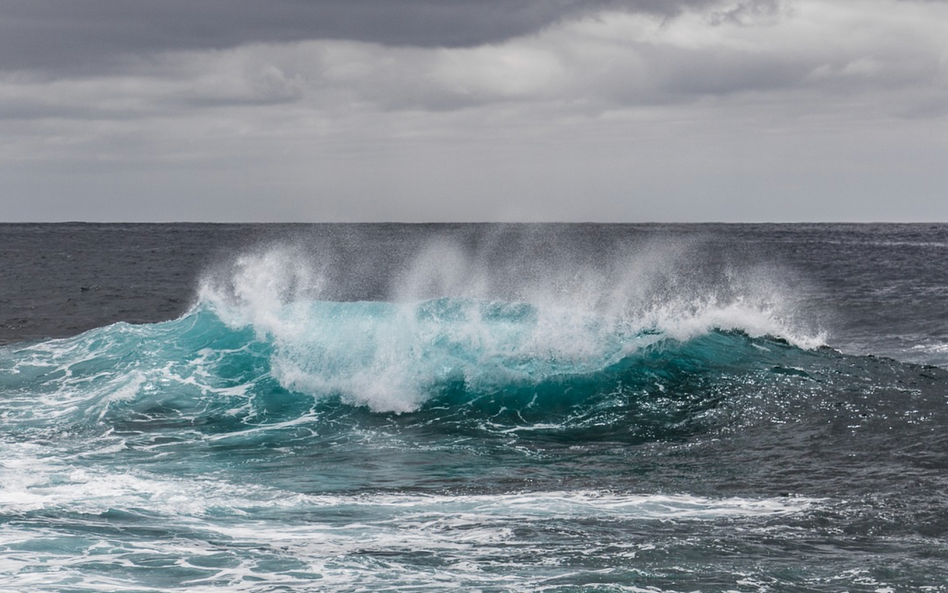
[0,0,724,73]
[1,0,946,221]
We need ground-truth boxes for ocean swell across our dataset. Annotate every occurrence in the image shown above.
[190,244,824,413]
[0,241,836,449]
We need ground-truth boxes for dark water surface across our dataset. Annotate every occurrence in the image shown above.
[1,223,947,592]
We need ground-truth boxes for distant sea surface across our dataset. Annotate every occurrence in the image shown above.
[2,223,947,592]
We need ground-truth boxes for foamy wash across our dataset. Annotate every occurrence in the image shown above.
[1,224,947,592]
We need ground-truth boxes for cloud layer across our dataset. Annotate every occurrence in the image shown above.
[1,0,946,221]
[0,0,722,73]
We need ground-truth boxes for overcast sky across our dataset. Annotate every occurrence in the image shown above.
[1,0,946,221]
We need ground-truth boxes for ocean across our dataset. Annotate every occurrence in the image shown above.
[1,223,947,592]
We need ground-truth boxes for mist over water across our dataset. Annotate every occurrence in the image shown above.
[194,231,824,413]
[2,224,948,592]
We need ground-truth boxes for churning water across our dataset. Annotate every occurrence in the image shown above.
[2,224,947,592]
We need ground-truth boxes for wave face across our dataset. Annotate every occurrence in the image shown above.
[3,236,948,592]
[192,242,824,412]
[0,296,823,439]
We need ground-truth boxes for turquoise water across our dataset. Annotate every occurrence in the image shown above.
[2,226,948,591]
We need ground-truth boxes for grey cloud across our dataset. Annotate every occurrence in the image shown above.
[174,67,307,109]
[0,96,143,121]
[0,98,89,121]
[0,0,719,74]
[637,49,812,100]
[706,0,784,25]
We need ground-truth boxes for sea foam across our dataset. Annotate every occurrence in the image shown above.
[195,237,824,413]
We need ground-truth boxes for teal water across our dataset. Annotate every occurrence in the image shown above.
[2,225,948,591]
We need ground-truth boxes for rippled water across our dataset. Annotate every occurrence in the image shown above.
[2,223,947,591]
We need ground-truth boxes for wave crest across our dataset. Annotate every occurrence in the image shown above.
[192,242,824,412]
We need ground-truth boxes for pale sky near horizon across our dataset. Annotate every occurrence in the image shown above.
[1,0,946,222]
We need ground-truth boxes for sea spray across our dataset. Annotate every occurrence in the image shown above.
[194,237,824,412]
[3,224,948,592]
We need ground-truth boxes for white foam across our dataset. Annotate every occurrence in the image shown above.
[0,441,819,520]
[193,240,826,413]
[0,448,823,593]
[198,245,326,341]
[295,490,820,520]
